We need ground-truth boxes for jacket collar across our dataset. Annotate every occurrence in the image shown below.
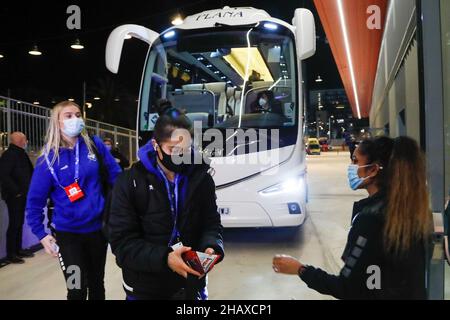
[8,143,25,153]
[351,191,386,222]
[136,141,214,232]
[137,141,211,181]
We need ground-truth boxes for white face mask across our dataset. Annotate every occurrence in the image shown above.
[259,98,268,107]
[62,118,85,137]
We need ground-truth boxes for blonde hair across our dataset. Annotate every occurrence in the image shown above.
[41,101,95,166]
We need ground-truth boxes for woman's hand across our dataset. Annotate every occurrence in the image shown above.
[168,246,202,279]
[272,254,304,275]
[40,235,59,257]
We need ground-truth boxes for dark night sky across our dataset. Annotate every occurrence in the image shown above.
[0,0,343,128]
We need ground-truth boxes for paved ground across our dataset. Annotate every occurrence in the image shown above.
[0,152,448,300]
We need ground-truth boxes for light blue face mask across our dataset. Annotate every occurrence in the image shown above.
[62,118,85,137]
[259,98,268,107]
[347,164,376,191]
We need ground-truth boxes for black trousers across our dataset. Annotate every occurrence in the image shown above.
[56,230,108,300]
[5,195,26,258]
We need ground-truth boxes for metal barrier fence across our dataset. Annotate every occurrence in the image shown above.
[0,96,137,165]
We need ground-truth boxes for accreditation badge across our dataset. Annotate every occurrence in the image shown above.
[64,181,85,203]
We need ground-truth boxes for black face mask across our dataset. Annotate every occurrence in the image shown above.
[157,145,192,174]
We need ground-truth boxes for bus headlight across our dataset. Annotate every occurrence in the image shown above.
[259,175,305,196]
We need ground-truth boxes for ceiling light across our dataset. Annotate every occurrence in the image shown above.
[337,0,362,119]
[71,39,84,50]
[171,15,184,26]
[28,45,42,56]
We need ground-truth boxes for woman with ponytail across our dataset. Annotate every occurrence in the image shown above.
[273,136,432,300]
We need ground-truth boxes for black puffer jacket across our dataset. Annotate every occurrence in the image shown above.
[300,192,428,300]
[108,143,224,299]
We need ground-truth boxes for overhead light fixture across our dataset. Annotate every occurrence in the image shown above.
[264,22,278,31]
[68,98,75,102]
[94,97,101,101]
[337,0,362,119]
[0,54,4,59]
[28,45,42,56]
[71,38,84,50]
[315,76,323,83]
[86,102,93,109]
[171,15,184,26]
[33,101,40,105]
[114,98,120,102]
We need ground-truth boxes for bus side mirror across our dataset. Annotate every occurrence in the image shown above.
[106,24,159,74]
[293,9,316,60]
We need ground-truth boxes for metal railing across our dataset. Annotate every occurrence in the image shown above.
[0,96,137,164]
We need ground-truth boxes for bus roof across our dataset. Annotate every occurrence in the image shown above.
[169,6,294,33]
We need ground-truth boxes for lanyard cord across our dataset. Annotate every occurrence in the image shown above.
[45,139,80,189]
[156,165,181,246]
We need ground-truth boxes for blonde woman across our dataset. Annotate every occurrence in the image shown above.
[26,101,121,300]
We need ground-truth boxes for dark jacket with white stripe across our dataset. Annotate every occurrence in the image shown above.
[300,192,427,300]
[108,142,224,298]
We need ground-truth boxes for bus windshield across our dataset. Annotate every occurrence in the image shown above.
[139,24,298,135]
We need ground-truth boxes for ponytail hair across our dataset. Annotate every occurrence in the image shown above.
[357,136,432,255]
[384,137,432,254]
[153,99,192,143]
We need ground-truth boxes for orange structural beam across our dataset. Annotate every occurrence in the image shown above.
[314,0,387,118]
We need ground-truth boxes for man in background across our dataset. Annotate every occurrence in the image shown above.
[0,132,34,264]
[103,138,130,170]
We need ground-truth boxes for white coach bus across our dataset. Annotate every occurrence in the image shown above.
[105,6,316,228]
